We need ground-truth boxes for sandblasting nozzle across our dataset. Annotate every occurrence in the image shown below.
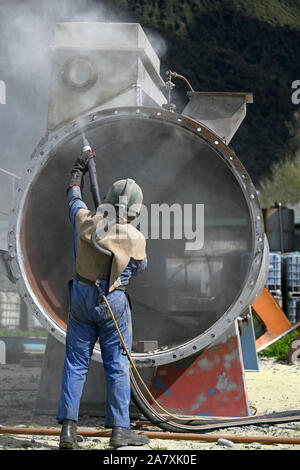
[82,137,92,153]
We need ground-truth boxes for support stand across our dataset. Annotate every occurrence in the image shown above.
[35,322,250,419]
[148,322,250,417]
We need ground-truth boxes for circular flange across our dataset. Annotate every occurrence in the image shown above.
[8,106,266,367]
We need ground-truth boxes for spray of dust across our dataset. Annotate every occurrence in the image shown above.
[0,0,167,175]
[0,0,168,321]
[0,2,253,351]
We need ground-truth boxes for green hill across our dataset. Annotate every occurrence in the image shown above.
[103,0,300,186]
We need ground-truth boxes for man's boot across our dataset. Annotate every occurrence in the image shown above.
[59,419,79,450]
[109,427,150,448]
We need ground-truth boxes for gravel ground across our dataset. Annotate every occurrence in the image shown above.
[0,357,299,452]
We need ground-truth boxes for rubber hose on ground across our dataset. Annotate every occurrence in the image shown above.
[129,369,300,433]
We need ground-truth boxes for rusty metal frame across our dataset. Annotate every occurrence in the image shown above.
[253,287,300,351]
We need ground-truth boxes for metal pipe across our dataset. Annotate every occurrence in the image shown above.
[278,202,284,252]
[88,157,101,209]
[143,431,300,445]
[0,426,300,445]
[82,137,101,209]
[166,70,194,92]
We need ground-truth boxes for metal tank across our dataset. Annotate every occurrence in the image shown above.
[8,23,268,371]
[263,204,294,252]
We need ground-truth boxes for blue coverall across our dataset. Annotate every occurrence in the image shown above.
[56,185,147,428]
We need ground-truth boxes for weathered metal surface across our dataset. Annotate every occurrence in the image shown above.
[148,323,250,417]
[34,334,150,417]
[8,106,267,367]
[253,287,293,351]
[238,309,259,371]
[182,91,253,144]
[48,23,166,129]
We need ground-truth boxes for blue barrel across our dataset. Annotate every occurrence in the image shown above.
[287,298,299,324]
[284,254,300,293]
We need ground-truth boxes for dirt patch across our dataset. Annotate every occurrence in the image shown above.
[0,357,299,451]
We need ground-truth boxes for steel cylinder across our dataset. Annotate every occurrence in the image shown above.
[8,106,268,367]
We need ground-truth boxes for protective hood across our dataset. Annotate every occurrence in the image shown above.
[76,209,146,291]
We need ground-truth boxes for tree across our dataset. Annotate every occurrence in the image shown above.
[258,149,300,208]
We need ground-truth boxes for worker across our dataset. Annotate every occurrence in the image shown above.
[56,147,149,449]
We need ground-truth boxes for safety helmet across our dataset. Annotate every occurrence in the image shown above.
[103,178,143,220]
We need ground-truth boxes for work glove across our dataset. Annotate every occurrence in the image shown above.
[68,151,96,188]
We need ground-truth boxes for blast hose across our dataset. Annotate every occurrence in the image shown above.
[82,137,101,208]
